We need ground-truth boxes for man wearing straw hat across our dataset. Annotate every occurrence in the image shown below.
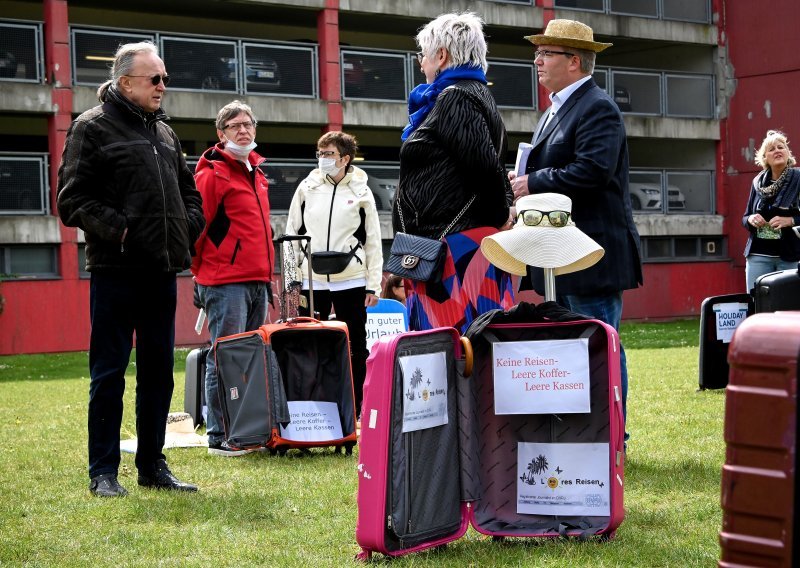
[509,19,642,439]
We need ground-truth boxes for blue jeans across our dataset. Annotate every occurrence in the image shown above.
[88,271,177,479]
[557,291,629,438]
[198,282,268,446]
[745,255,797,292]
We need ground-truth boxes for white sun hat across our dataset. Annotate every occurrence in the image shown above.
[481,193,604,276]
[163,412,208,449]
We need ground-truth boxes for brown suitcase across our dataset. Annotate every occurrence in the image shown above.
[720,312,800,567]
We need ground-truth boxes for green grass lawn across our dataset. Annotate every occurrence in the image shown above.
[0,318,724,567]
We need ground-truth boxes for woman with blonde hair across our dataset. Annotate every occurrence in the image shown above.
[742,129,800,291]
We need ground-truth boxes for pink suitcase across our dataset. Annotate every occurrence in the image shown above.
[355,318,625,559]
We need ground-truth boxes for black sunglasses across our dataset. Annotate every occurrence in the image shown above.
[518,209,571,228]
[127,74,170,86]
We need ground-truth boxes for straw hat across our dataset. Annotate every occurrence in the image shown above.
[164,412,207,449]
[524,19,612,53]
[481,193,604,276]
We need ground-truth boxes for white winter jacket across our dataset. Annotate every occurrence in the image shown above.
[285,165,383,293]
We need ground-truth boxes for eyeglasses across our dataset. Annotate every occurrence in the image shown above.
[518,209,571,228]
[223,121,256,131]
[126,74,170,86]
[415,51,425,64]
[534,49,575,60]
[315,150,339,159]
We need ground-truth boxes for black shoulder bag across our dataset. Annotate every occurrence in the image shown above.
[386,193,476,283]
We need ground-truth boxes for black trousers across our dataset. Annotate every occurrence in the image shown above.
[88,271,177,479]
[300,286,368,415]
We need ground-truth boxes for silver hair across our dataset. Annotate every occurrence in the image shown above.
[215,100,257,131]
[575,48,596,74]
[755,129,796,169]
[417,12,488,74]
[96,40,159,100]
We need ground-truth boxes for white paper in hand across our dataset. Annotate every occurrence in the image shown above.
[515,142,533,175]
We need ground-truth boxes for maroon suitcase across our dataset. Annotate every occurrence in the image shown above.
[720,312,800,567]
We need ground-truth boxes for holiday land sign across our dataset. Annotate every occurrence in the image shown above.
[493,338,591,414]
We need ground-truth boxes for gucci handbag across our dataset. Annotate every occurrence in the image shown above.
[387,193,476,283]
[386,232,447,283]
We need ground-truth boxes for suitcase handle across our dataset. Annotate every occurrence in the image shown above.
[286,316,322,326]
[460,336,473,377]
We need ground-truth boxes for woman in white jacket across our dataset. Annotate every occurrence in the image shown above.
[285,131,383,416]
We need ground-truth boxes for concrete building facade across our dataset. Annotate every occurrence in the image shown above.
[0,0,765,354]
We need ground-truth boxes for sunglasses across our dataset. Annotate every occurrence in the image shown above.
[518,209,571,228]
[127,74,170,86]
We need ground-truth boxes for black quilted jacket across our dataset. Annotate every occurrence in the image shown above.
[393,80,513,239]
[57,90,204,272]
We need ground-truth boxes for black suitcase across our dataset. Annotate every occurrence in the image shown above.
[184,346,209,427]
[754,266,800,313]
[698,294,753,390]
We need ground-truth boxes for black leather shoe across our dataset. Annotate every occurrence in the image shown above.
[138,459,198,492]
[89,473,128,497]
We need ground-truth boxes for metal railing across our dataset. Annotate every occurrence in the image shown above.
[553,0,711,23]
[630,169,714,214]
[594,67,715,118]
[71,27,317,98]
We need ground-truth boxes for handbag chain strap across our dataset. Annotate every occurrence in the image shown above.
[398,192,477,240]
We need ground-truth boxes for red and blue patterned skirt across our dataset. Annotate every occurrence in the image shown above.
[405,226,514,333]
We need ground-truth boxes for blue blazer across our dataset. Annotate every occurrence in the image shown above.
[521,78,643,296]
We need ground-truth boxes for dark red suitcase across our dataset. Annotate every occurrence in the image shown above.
[720,312,800,567]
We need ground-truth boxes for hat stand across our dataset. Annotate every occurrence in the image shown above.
[543,267,556,302]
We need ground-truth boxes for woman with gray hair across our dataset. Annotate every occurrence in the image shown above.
[742,129,800,291]
[393,12,514,333]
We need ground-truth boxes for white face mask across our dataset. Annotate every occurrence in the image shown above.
[319,157,344,176]
[225,139,257,159]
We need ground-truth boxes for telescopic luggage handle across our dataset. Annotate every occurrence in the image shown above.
[274,234,314,318]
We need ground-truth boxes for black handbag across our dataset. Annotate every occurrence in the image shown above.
[388,193,476,283]
[385,232,448,283]
[310,246,361,275]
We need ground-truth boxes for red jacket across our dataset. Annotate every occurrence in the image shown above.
[191,143,274,285]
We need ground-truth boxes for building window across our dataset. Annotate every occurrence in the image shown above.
[342,49,408,101]
[630,169,714,214]
[161,36,238,92]
[0,20,42,83]
[71,28,155,86]
[0,154,50,215]
[0,245,58,278]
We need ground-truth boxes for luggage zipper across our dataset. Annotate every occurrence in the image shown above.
[404,432,413,536]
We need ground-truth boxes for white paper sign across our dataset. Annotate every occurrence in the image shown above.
[279,400,343,442]
[365,312,407,351]
[399,352,448,433]
[493,339,590,414]
[517,442,610,516]
[714,302,748,344]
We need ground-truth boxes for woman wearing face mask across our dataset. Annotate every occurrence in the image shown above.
[191,100,275,455]
[285,131,383,418]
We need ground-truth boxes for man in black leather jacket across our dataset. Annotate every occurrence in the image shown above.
[57,41,204,497]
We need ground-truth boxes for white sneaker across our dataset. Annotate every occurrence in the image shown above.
[208,441,254,457]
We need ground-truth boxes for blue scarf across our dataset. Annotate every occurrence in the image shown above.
[401,65,487,141]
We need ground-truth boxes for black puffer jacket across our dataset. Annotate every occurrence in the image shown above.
[57,88,204,272]
[393,80,512,239]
